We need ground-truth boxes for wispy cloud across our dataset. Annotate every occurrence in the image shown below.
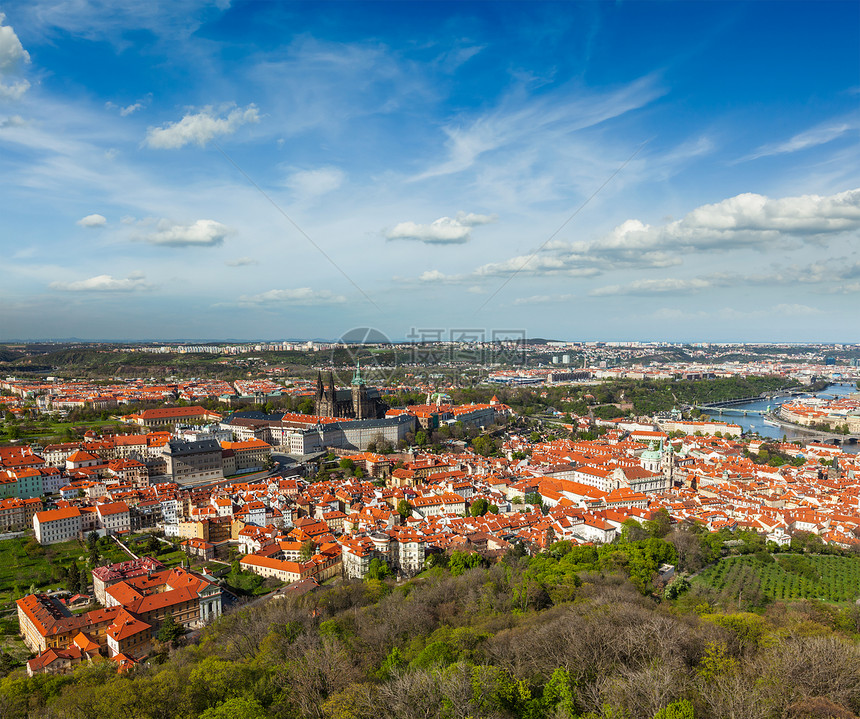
[410,75,664,181]
[587,259,860,297]
[590,278,713,296]
[238,287,347,306]
[284,166,345,200]
[16,0,231,44]
[226,256,258,267]
[0,114,26,128]
[513,293,576,305]
[744,116,860,161]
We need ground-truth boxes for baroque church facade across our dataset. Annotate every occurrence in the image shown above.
[314,364,388,420]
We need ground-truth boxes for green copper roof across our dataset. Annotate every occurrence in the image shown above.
[351,359,365,386]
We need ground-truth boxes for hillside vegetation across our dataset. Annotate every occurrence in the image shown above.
[2,528,859,719]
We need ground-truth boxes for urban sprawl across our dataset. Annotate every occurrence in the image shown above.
[1,341,859,677]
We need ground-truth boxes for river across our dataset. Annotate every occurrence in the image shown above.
[711,382,860,454]
[711,383,859,454]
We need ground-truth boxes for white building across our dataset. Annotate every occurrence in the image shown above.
[34,507,82,544]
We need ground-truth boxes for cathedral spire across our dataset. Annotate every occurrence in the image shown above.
[351,359,365,386]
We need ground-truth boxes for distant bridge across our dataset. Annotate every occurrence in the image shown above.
[696,406,767,417]
[760,414,860,446]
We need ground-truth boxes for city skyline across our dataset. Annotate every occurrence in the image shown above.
[1,1,859,343]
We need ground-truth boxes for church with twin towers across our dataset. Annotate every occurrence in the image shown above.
[314,362,389,420]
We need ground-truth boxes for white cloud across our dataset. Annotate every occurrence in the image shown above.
[0,14,29,72]
[386,211,496,244]
[441,188,860,288]
[120,102,143,117]
[418,270,449,282]
[590,189,860,254]
[284,166,345,199]
[0,13,30,100]
[474,253,610,277]
[226,256,257,267]
[142,219,233,247]
[238,287,347,306]
[145,104,260,149]
[51,272,151,292]
[395,269,465,284]
[0,79,28,100]
[76,213,107,228]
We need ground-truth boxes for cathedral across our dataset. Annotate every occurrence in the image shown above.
[314,363,388,420]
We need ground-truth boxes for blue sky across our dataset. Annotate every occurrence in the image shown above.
[1,0,858,343]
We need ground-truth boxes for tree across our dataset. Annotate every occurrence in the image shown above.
[157,613,184,644]
[415,430,428,447]
[470,498,489,517]
[524,492,542,508]
[621,518,648,543]
[653,699,695,719]
[472,435,494,457]
[396,499,413,520]
[67,562,80,593]
[448,551,484,577]
[339,457,356,473]
[300,540,316,561]
[199,697,267,719]
[366,558,393,581]
[645,508,672,539]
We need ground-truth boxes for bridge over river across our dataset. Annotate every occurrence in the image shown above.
[691,395,771,417]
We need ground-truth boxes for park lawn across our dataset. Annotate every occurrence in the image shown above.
[0,537,86,614]
[98,544,133,565]
[157,549,188,568]
[0,625,29,668]
[1,419,131,443]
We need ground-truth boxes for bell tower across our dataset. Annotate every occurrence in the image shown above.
[351,360,370,419]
